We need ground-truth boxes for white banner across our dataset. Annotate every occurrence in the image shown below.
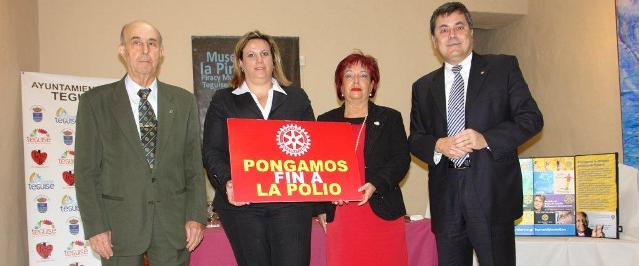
[21,72,116,265]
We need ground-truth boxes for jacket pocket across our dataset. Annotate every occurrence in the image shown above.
[101,194,124,201]
[174,187,187,195]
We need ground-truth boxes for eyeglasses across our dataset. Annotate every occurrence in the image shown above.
[343,72,371,82]
[437,24,468,36]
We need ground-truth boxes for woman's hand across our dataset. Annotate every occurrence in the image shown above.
[317,213,327,233]
[332,200,348,206]
[226,180,250,206]
[357,182,377,206]
[592,225,605,238]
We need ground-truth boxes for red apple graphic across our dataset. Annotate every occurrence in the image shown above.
[31,150,47,165]
[63,171,75,186]
[36,242,53,258]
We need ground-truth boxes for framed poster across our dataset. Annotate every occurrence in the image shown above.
[191,35,300,133]
[515,153,618,238]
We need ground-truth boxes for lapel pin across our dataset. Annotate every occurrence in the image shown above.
[374,121,380,126]
[480,70,486,75]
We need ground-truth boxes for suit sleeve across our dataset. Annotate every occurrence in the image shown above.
[299,88,325,215]
[183,95,208,224]
[367,111,410,195]
[408,81,438,166]
[74,94,109,239]
[313,112,332,216]
[299,88,316,121]
[482,56,544,159]
[202,91,231,193]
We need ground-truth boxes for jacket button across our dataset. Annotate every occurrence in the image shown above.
[151,178,157,183]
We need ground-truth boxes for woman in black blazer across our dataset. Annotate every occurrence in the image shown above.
[202,30,315,266]
[318,51,410,266]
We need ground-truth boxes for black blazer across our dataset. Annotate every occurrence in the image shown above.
[202,86,315,210]
[408,53,543,233]
[318,102,410,222]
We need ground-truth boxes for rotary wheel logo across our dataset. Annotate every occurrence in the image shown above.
[276,124,311,157]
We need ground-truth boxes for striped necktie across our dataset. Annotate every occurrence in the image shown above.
[138,88,157,168]
[447,65,468,166]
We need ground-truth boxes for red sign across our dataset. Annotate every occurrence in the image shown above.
[228,118,363,202]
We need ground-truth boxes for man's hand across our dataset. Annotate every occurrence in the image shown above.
[435,136,472,160]
[357,182,377,206]
[185,221,205,252]
[454,129,488,150]
[89,231,113,259]
[226,180,250,206]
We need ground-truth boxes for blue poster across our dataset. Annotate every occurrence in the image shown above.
[516,157,576,236]
[617,0,639,168]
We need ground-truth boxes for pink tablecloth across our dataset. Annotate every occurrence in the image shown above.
[190,219,437,266]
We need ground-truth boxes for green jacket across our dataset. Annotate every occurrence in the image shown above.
[74,78,207,255]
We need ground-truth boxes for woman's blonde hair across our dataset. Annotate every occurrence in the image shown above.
[229,30,291,88]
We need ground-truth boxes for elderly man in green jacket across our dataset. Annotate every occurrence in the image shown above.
[74,20,207,266]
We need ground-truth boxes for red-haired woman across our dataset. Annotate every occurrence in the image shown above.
[317,51,409,266]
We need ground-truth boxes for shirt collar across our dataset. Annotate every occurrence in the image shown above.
[124,74,158,94]
[232,78,287,95]
[444,52,473,72]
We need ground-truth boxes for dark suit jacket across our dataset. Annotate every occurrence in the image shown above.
[74,78,207,255]
[202,86,315,210]
[318,102,410,222]
[408,53,543,233]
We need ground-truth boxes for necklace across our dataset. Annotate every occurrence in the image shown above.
[354,114,368,151]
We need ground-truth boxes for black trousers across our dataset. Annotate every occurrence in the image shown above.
[435,169,516,266]
[219,204,313,266]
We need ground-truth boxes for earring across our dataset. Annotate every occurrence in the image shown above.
[369,93,373,97]
[341,93,344,97]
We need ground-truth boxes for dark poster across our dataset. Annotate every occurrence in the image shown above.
[191,36,300,131]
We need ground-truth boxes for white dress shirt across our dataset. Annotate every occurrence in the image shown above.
[232,78,287,119]
[124,75,158,138]
[434,53,473,164]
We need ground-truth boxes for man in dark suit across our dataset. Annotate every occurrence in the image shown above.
[409,2,543,265]
[75,21,207,266]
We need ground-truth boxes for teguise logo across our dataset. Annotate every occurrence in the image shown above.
[31,149,48,165]
[31,219,56,237]
[60,194,79,212]
[35,195,49,213]
[35,242,53,259]
[62,170,75,187]
[62,128,74,145]
[58,150,74,165]
[31,105,44,122]
[27,172,55,191]
[54,107,76,124]
[64,240,89,257]
[25,128,52,144]
[66,217,81,235]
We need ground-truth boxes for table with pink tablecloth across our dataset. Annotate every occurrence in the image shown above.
[190,219,438,266]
